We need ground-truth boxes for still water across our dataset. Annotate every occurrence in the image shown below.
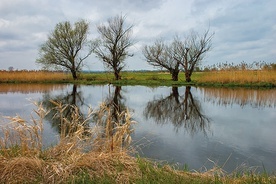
[0,84,275,173]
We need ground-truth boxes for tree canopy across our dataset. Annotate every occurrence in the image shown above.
[36,20,93,80]
[143,39,180,81]
[143,30,213,82]
[93,15,134,80]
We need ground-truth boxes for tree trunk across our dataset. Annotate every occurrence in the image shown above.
[114,70,121,80]
[71,70,78,80]
[171,69,179,81]
[185,71,191,82]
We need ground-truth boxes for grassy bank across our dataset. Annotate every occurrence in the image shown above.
[0,70,275,87]
[0,101,275,183]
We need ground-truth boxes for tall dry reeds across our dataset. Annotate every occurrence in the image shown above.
[0,100,137,183]
[199,70,276,84]
[0,70,70,82]
[199,61,276,85]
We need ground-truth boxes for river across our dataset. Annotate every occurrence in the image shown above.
[0,84,275,173]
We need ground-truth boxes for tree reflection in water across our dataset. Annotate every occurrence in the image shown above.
[41,85,134,151]
[93,85,134,151]
[144,86,210,135]
[41,84,89,136]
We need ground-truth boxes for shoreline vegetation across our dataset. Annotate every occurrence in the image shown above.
[0,101,275,183]
[0,69,275,88]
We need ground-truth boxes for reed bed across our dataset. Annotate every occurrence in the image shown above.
[0,101,275,183]
[199,70,276,85]
[0,100,138,183]
[0,70,70,82]
[199,61,276,85]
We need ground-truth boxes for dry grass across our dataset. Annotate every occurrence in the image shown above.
[0,70,70,82]
[199,70,276,85]
[199,62,276,85]
[0,100,137,183]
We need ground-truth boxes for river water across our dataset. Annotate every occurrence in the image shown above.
[0,84,275,173]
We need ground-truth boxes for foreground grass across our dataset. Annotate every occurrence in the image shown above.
[0,101,275,183]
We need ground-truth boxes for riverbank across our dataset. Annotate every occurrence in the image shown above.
[1,70,275,87]
[0,101,275,183]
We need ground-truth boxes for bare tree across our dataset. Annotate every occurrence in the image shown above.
[94,15,134,80]
[143,30,213,82]
[180,30,213,82]
[143,39,180,81]
[36,20,93,80]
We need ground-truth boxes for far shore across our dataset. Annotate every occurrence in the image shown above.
[0,70,275,88]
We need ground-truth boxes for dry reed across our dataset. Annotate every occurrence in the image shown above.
[199,62,276,85]
[0,100,137,183]
[0,70,70,82]
[199,70,276,84]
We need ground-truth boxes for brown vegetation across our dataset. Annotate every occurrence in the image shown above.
[199,61,276,85]
[0,70,70,83]
[0,101,137,183]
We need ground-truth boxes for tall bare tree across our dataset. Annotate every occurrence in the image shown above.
[36,20,93,80]
[144,30,213,82]
[179,30,213,82]
[94,15,134,80]
[143,39,180,81]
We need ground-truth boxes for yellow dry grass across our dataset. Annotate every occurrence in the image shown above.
[0,70,70,82]
[0,101,138,183]
[199,70,276,85]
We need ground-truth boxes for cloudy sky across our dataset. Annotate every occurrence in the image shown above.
[0,0,275,71]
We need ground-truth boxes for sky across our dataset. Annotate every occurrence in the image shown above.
[0,0,275,71]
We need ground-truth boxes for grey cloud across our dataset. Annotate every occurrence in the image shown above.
[0,0,275,70]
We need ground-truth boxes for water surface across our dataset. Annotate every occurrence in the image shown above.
[0,84,275,173]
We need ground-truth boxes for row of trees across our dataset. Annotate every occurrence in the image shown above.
[37,15,213,82]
